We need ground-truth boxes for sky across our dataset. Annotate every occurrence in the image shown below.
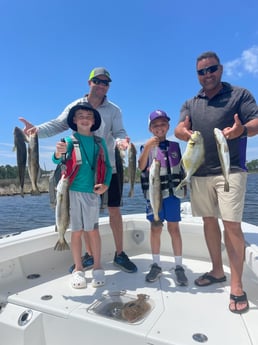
[1,0,258,170]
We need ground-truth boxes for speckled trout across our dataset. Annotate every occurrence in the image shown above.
[149,158,161,222]
[27,132,41,195]
[54,175,70,250]
[13,127,27,197]
[175,131,205,190]
[128,142,137,197]
[214,128,230,192]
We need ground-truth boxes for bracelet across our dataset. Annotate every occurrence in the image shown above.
[240,125,248,138]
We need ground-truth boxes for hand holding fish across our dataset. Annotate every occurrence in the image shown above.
[19,117,38,136]
[138,136,160,171]
[145,136,160,149]
[94,184,108,195]
[55,141,67,158]
[223,114,246,140]
[116,136,130,150]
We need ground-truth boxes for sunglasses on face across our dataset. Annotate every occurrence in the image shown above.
[197,64,219,76]
[91,78,110,86]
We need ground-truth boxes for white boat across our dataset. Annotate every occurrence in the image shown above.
[0,202,258,345]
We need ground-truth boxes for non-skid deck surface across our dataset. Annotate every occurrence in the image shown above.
[6,253,258,345]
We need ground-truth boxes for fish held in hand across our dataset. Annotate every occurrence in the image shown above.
[176,131,205,191]
[13,127,27,197]
[214,128,230,192]
[27,132,41,195]
[54,175,70,251]
[149,158,161,223]
[114,145,124,206]
[128,142,137,197]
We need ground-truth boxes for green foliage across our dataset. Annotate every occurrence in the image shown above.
[246,159,258,172]
[0,165,51,179]
[1,160,258,181]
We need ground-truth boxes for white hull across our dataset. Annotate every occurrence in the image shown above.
[1,203,258,345]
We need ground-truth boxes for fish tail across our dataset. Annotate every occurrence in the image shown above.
[54,239,70,251]
[152,219,162,226]
[175,178,187,192]
[128,188,134,197]
[31,189,41,196]
[224,181,230,192]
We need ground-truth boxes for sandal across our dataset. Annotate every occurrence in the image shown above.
[92,269,105,288]
[194,272,226,287]
[71,270,87,289]
[229,291,249,314]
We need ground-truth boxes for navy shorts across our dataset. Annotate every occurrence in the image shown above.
[146,195,181,223]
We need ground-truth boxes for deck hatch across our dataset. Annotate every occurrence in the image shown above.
[87,290,154,324]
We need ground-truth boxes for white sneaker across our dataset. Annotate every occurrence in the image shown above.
[92,269,105,288]
[71,270,87,289]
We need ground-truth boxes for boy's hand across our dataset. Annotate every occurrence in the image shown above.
[94,184,108,195]
[55,141,67,158]
[145,136,160,149]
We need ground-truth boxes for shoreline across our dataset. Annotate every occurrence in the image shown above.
[0,177,49,197]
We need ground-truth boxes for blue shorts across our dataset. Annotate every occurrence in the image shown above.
[146,196,181,223]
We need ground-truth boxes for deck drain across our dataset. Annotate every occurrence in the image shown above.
[192,333,208,343]
[27,273,41,279]
[41,295,53,300]
[18,309,33,326]
[132,230,144,244]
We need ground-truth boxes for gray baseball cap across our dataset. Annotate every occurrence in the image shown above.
[88,67,112,82]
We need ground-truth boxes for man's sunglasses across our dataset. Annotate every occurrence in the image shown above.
[197,64,219,76]
[91,78,110,86]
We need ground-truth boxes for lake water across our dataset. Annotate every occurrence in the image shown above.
[0,174,257,235]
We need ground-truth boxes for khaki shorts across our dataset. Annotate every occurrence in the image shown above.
[190,172,247,222]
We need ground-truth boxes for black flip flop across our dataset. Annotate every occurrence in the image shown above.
[194,272,226,286]
[229,291,249,314]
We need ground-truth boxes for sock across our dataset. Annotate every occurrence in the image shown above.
[175,256,182,267]
[152,254,160,266]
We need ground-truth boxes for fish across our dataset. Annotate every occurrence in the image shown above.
[214,128,230,192]
[54,174,70,250]
[121,294,151,323]
[13,127,27,197]
[127,142,137,197]
[149,158,162,223]
[175,131,205,191]
[27,133,41,195]
[114,145,124,205]
[100,191,108,212]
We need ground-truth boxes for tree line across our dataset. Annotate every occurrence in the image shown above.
[1,160,258,180]
[0,165,142,181]
[0,165,49,180]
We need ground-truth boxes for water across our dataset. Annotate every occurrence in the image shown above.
[0,175,257,235]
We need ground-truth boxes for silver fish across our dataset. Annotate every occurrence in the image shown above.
[13,127,27,197]
[128,142,137,197]
[149,158,161,222]
[214,128,230,192]
[176,131,205,191]
[54,175,70,250]
[27,133,40,195]
[100,191,108,212]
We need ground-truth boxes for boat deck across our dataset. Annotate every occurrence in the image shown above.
[1,212,258,345]
[1,249,258,345]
